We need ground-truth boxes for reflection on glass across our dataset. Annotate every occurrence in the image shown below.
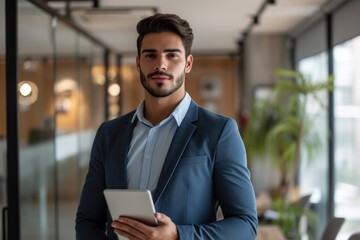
[54,21,106,239]
[77,37,105,190]
[18,3,56,240]
[106,53,122,119]
[54,21,81,240]
[298,52,329,238]
[18,80,39,109]
[0,0,6,237]
[333,35,360,239]
[108,83,121,96]
[0,0,5,57]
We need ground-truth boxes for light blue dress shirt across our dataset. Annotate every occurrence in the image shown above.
[127,93,191,192]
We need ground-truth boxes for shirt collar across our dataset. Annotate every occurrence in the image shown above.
[131,92,191,127]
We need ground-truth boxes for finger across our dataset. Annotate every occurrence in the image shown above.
[111,221,137,235]
[114,229,141,240]
[113,222,145,240]
[117,217,151,238]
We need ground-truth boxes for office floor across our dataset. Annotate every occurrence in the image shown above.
[0,199,76,240]
[22,200,77,240]
[0,200,4,239]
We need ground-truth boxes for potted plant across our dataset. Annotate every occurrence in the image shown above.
[244,69,333,200]
[272,196,317,240]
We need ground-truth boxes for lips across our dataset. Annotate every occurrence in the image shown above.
[151,75,170,81]
[148,71,173,81]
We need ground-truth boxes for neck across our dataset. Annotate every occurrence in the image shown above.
[144,91,185,125]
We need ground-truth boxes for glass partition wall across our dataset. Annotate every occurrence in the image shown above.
[17,4,56,239]
[0,0,6,236]
[108,53,121,119]
[1,0,109,238]
[54,20,105,239]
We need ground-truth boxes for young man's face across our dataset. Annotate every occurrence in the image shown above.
[136,32,193,98]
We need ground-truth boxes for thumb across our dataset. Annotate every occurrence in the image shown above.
[155,212,170,223]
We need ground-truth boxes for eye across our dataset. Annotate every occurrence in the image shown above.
[144,53,157,59]
[167,53,179,59]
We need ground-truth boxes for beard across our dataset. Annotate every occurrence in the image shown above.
[139,69,185,98]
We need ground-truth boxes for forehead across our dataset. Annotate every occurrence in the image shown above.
[141,32,185,52]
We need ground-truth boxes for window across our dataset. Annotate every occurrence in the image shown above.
[298,52,329,237]
[333,35,360,239]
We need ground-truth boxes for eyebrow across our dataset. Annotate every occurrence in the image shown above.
[141,49,183,54]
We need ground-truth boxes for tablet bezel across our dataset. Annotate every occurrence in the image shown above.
[103,189,158,227]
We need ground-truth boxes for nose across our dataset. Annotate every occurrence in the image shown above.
[154,56,167,71]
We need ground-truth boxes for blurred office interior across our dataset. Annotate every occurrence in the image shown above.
[0,0,359,239]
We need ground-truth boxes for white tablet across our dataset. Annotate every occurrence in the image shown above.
[103,189,158,227]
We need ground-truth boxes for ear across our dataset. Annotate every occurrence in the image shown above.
[136,56,140,72]
[185,55,193,73]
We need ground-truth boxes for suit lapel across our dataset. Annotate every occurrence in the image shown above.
[111,113,136,189]
[153,102,198,203]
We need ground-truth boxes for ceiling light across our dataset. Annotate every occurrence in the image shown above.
[108,83,120,96]
[19,82,32,97]
[18,81,39,108]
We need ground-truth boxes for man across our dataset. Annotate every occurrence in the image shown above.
[76,13,258,240]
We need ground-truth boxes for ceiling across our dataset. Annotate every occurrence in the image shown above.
[59,0,330,54]
[0,0,331,58]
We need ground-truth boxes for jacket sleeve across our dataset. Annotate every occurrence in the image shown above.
[75,123,108,240]
[177,118,258,240]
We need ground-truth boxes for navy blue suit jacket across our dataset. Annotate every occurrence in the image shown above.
[76,101,258,239]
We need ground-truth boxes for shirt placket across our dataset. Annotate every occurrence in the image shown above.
[139,126,158,189]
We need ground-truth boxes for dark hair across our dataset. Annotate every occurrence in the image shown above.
[136,13,194,57]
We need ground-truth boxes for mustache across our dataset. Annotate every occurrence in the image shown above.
[147,71,173,79]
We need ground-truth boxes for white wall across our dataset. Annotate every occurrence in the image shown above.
[244,34,291,108]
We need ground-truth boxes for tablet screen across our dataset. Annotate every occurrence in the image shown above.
[103,189,158,227]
